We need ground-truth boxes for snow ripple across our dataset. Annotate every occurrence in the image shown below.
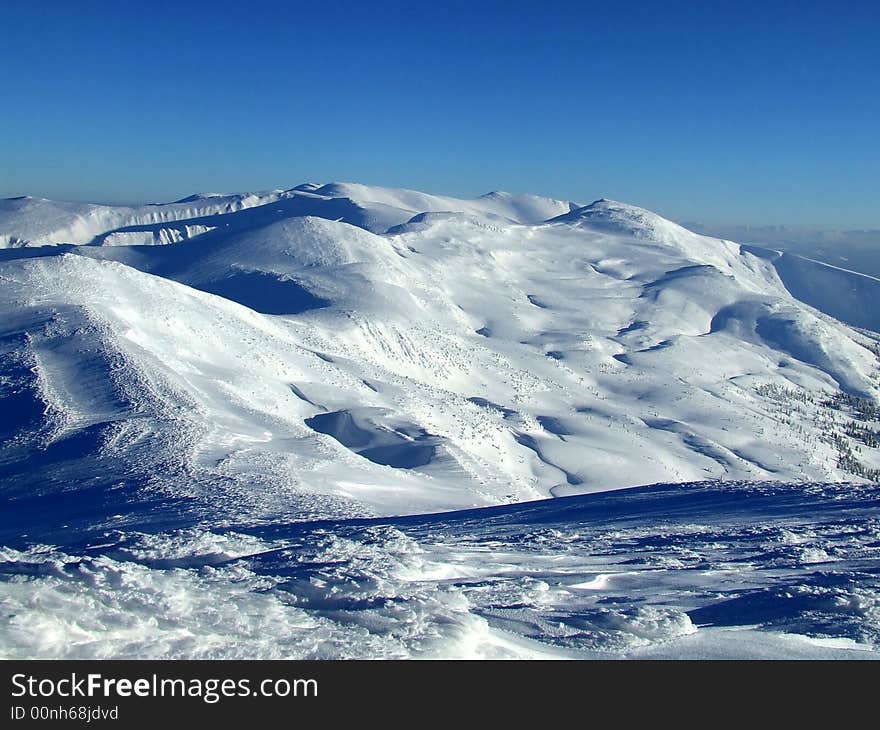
[1,481,878,659]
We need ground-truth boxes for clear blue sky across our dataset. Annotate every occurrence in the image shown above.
[2,0,878,227]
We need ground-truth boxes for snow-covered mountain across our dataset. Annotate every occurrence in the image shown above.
[1,182,878,658]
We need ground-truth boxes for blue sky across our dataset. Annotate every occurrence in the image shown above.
[2,0,878,227]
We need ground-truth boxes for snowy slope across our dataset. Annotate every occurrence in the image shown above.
[1,480,878,659]
[1,182,878,658]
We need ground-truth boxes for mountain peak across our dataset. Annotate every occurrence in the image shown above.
[548,198,693,243]
[172,192,228,203]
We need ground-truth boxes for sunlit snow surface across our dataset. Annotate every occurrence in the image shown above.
[2,184,880,658]
[2,481,878,659]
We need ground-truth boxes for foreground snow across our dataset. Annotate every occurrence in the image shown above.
[1,481,878,659]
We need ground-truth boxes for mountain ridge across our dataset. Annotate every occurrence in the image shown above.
[1,182,878,533]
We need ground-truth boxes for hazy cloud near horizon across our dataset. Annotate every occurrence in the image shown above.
[683,222,880,247]
[683,222,880,279]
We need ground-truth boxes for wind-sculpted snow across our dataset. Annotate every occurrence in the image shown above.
[0,184,579,248]
[1,482,878,659]
[1,182,879,658]
[0,192,288,248]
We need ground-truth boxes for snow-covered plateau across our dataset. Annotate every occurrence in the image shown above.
[1,183,878,658]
